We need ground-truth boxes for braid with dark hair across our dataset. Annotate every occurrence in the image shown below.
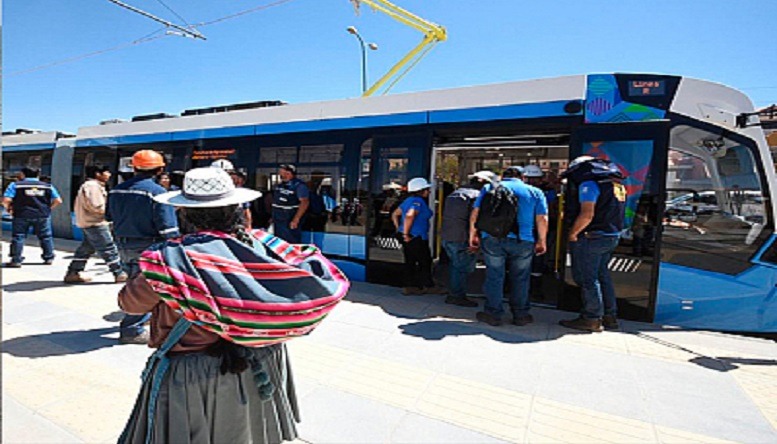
[182,205,254,247]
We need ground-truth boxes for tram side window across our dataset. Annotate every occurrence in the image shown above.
[663,125,770,274]
[259,146,297,164]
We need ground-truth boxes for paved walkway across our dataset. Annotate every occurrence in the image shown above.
[2,239,777,443]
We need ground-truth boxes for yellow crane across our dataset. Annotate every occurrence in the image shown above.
[350,0,447,96]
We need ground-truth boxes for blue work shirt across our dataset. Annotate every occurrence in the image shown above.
[272,178,310,211]
[106,175,179,240]
[398,195,433,240]
[474,178,548,242]
[4,178,62,200]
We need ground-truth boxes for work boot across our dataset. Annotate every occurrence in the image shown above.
[476,311,502,327]
[43,259,54,265]
[64,272,93,284]
[602,315,620,330]
[423,285,447,295]
[512,314,534,326]
[559,316,603,332]
[114,272,129,283]
[119,330,150,345]
[445,295,478,308]
[402,287,423,296]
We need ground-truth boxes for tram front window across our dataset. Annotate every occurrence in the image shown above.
[663,125,770,274]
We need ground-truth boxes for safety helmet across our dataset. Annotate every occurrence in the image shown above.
[568,155,595,169]
[469,170,498,184]
[211,159,235,171]
[523,164,544,178]
[131,150,165,170]
[407,177,432,193]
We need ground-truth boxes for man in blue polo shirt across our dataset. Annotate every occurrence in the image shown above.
[2,167,63,267]
[560,156,626,332]
[469,166,548,327]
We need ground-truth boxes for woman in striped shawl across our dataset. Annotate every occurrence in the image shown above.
[118,167,349,444]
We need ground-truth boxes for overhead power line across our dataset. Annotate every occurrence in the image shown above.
[107,0,206,40]
[6,0,297,77]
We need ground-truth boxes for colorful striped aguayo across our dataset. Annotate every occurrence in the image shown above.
[139,229,350,347]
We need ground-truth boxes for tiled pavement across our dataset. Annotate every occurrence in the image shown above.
[2,239,776,443]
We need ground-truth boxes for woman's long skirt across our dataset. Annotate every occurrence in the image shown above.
[120,344,299,444]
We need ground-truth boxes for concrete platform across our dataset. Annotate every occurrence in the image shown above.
[2,239,776,443]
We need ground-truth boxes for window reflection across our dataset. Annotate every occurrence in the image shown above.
[663,125,770,273]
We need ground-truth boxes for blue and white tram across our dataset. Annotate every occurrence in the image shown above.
[6,73,775,333]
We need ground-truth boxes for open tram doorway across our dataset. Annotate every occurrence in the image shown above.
[431,129,572,308]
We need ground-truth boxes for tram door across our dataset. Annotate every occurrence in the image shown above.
[560,122,669,322]
[364,132,432,285]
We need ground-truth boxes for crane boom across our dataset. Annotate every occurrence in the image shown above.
[351,0,447,96]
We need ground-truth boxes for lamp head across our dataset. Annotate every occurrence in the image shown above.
[347,26,358,35]
[368,43,378,50]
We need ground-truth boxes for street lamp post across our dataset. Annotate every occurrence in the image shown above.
[347,26,378,94]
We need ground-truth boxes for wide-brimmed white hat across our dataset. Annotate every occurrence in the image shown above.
[153,167,261,208]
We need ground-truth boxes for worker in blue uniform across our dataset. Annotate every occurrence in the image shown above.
[2,167,63,267]
[106,150,179,344]
[271,164,309,243]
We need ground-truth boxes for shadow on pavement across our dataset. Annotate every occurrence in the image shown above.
[3,280,119,293]
[1,327,120,358]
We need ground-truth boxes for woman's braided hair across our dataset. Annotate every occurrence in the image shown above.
[181,204,254,246]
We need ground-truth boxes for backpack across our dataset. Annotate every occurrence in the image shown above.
[562,158,624,186]
[475,184,519,238]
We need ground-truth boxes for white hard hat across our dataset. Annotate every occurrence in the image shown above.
[211,159,235,171]
[569,155,595,169]
[523,164,544,177]
[469,170,498,184]
[407,177,432,193]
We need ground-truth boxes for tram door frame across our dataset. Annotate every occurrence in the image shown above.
[561,120,671,322]
[364,130,433,285]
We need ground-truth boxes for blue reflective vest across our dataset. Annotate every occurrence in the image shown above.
[11,179,55,219]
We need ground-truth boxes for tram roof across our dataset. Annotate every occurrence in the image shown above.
[75,74,757,145]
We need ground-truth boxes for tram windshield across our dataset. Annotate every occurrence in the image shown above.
[662,124,770,273]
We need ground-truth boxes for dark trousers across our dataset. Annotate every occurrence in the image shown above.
[402,236,434,289]
[10,217,55,263]
[272,209,302,244]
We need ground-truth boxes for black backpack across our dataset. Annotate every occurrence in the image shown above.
[561,158,624,186]
[475,184,519,238]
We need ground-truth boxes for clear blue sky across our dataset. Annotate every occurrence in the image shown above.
[4,0,776,133]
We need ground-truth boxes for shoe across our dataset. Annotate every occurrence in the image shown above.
[512,314,534,326]
[119,331,150,345]
[445,295,478,308]
[4,262,22,268]
[402,287,424,295]
[114,272,129,283]
[43,259,54,265]
[602,315,620,330]
[559,316,603,332]
[423,285,448,295]
[64,272,93,284]
[476,311,502,327]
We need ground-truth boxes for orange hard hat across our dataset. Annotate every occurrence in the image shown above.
[131,150,165,170]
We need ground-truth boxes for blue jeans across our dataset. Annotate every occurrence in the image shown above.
[442,240,477,298]
[10,217,55,264]
[67,225,124,275]
[570,235,620,319]
[117,239,154,337]
[481,236,535,319]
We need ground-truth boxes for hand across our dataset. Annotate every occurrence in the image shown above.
[403,233,412,243]
[568,233,578,243]
[290,219,299,229]
[535,240,547,255]
[467,244,479,254]
[469,234,480,249]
